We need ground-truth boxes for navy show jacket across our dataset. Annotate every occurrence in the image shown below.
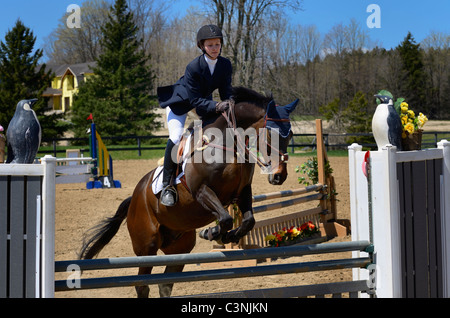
[157,54,233,118]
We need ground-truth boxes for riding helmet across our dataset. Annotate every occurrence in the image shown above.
[196,25,223,50]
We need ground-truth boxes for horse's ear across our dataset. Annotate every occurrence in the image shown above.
[267,99,277,116]
[284,99,299,113]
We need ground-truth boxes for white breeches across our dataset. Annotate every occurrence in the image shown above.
[166,107,187,144]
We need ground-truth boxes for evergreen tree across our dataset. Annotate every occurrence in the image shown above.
[0,19,67,139]
[71,0,158,139]
[397,32,431,116]
[342,91,374,146]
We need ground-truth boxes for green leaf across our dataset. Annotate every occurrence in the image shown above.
[394,97,405,115]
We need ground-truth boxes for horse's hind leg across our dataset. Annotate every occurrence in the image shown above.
[159,230,196,297]
[127,190,161,298]
[133,241,159,298]
[135,266,152,298]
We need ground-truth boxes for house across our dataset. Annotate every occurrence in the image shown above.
[43,62,96,112]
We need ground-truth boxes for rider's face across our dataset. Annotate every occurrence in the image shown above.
[203,38,221,60]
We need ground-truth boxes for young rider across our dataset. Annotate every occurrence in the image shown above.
[157,25,233,206]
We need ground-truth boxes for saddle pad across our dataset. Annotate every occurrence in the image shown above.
[151,134,191,195]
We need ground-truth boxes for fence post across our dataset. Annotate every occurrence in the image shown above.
[438,140,450,297]
[41,155,56,298]
[348,144,402,297]
[374,145,403,297]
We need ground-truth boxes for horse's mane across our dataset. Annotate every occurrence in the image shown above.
[231,86,272,109]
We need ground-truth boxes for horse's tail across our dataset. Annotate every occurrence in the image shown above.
[79,196,132,260]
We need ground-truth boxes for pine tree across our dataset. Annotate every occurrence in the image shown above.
[0,19,67,139]
[342,91,374,146]
[71,0,158,139]
[397,32,430,116]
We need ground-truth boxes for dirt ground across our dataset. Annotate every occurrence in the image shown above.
[54,156,353,298]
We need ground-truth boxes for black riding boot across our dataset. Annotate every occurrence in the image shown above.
[160,139,178,206]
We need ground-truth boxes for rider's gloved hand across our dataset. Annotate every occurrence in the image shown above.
[216,100,232,113]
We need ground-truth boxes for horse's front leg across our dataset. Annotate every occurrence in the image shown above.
[223,184,255,244]
[195,184,233,242]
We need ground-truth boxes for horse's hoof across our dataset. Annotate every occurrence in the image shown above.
[199,227,221,241]
[222,230,240,244]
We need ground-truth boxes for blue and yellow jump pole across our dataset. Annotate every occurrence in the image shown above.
[86,123,121,189]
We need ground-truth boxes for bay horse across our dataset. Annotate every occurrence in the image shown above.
[79,86,299,297]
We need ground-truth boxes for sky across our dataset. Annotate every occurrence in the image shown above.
[0,0,449,56]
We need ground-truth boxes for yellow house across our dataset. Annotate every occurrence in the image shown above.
[43,62,96,112]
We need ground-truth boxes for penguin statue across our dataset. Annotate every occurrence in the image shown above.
[371,95,402,151]
[6,99,41,164]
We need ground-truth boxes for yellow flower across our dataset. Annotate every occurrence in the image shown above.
[407,110,415,118]
[401,102,409,113]
[265,234,275,241]
[418,112,428,129]
[277,230,286,236]
[404,123,415,134]
[401,115,408,125]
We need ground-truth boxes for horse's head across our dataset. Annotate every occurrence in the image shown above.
[225,87,298,185]
[263,98,299,185]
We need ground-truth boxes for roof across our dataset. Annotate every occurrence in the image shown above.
[47,61,97,77]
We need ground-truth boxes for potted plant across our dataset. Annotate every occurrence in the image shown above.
[398,101,428,150]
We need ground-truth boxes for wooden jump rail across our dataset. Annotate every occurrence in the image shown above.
[242,184,327,249]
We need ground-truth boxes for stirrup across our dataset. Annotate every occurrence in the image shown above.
[160,185,178,206]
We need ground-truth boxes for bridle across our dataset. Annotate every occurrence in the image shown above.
[210,99,290,169]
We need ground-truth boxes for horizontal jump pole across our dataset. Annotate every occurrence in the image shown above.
[55,157,95,163]
[183,280,371,298]
[252,184,324,202]
[253,192,324,214]
[55,257,371,292]
[55,240,371,272]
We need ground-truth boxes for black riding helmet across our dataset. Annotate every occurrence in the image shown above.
[197,24,223,54]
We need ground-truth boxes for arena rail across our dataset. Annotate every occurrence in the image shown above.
[54,240,375,298]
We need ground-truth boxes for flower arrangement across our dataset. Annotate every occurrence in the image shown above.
[398,101,428,138]
[265,221,320,247]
